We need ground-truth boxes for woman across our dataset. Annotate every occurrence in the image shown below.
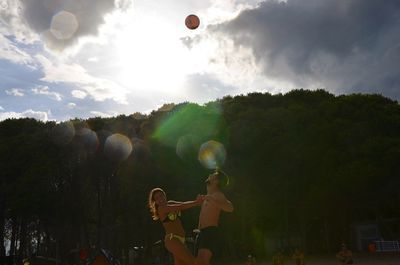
[148,188,203,265]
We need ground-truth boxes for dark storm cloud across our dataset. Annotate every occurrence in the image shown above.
[211,0,400,99]
[20,0,127,49]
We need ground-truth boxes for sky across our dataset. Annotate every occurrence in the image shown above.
[0,0,399,121]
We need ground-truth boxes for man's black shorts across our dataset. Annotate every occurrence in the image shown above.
[195,226,220,255]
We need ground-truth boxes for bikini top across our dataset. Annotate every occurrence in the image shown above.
[162,211,181,223]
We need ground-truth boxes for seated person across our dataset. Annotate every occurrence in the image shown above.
[292,248,305,265]
[272,250,285,265]
[245,254,256,265]
[336,243,353,265]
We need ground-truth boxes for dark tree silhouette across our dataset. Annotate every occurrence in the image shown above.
[1,90,400,262]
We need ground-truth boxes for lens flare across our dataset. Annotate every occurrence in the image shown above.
[153,103,228,148]
[104,134,132,162]
[77,128,99,154]
[198,140,226,169]
[97,129,112,146]
[50,11,79,40]
[131,137,149,160]
[176,134,199,160]
[52,121,75,145]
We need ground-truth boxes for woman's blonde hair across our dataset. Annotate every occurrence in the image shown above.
[148,188,166,220]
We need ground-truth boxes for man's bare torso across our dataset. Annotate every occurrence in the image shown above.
[199,192,221,229]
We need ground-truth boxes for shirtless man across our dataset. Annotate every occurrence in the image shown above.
[196,170,234,265]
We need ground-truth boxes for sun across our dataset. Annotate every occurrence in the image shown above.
[113,10,193,97]
[104,5,221,104]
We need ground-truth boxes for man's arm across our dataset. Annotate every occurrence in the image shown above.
[206,192,234,212]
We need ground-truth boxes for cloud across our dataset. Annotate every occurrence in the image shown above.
[0,109,49,121]
[31,85,62,101]
[36,54,129,104]
[71,90,87,99]
[67,102,76,109]
[1,0,132,51]
[88,57,99,62]
[182,29,286,94]
[206,0,400,99]
[90,111,117,118]
[0,35,35,67]
[183,73,239,103]
[7,0,125,50]
[0,0,39,44]
[5,88,24,97]
[0,106,4,111]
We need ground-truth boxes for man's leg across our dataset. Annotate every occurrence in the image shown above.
[197,249,213,265]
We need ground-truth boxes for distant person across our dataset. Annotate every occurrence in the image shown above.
[195,169,234,265]
[245,254,256,265]
[292,248,305,265]
[148,188,204,265]
[336,243,353,265]
[272,250,285,265]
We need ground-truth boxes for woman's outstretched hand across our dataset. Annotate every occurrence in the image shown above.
[196,194,205,205]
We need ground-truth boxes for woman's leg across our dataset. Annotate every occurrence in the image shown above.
[165,238,199,265]
[173,255,187,265]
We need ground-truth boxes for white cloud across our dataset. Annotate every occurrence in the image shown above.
[71,90,87,99]
[200,0,259,25]
[0,106,4,110]
[88,57,99,62]
[0,0,39,44]
[31,85,62,101]
[67,102,76,108]
[182,32,279,96]
[0,34,35,67]
[0,109,49,121]
[5,88,24,97]
[90,110,117,118]
[36,54,129,104]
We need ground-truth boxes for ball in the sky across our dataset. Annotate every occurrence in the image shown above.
[185,14,200,30]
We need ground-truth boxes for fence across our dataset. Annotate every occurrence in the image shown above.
[374,240,400,252]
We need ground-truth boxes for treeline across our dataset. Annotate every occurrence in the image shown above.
[1,89,400,261]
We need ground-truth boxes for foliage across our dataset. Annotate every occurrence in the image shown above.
[1,90,400,259]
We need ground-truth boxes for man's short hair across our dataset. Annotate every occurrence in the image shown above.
[213,169,229,188]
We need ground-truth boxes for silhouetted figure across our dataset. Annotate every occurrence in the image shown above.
[272,250,285,265]
[148,188,203,265]
[245,254,256,265]
[292,248,305,265]
[195,170,234,265]
[336,243,353,265]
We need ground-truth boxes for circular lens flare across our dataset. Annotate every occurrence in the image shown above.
[77,128,99,154]
[50,11,79,40]
[104,134,132,162]
[52,121,75,145]
[198,140,226,169]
